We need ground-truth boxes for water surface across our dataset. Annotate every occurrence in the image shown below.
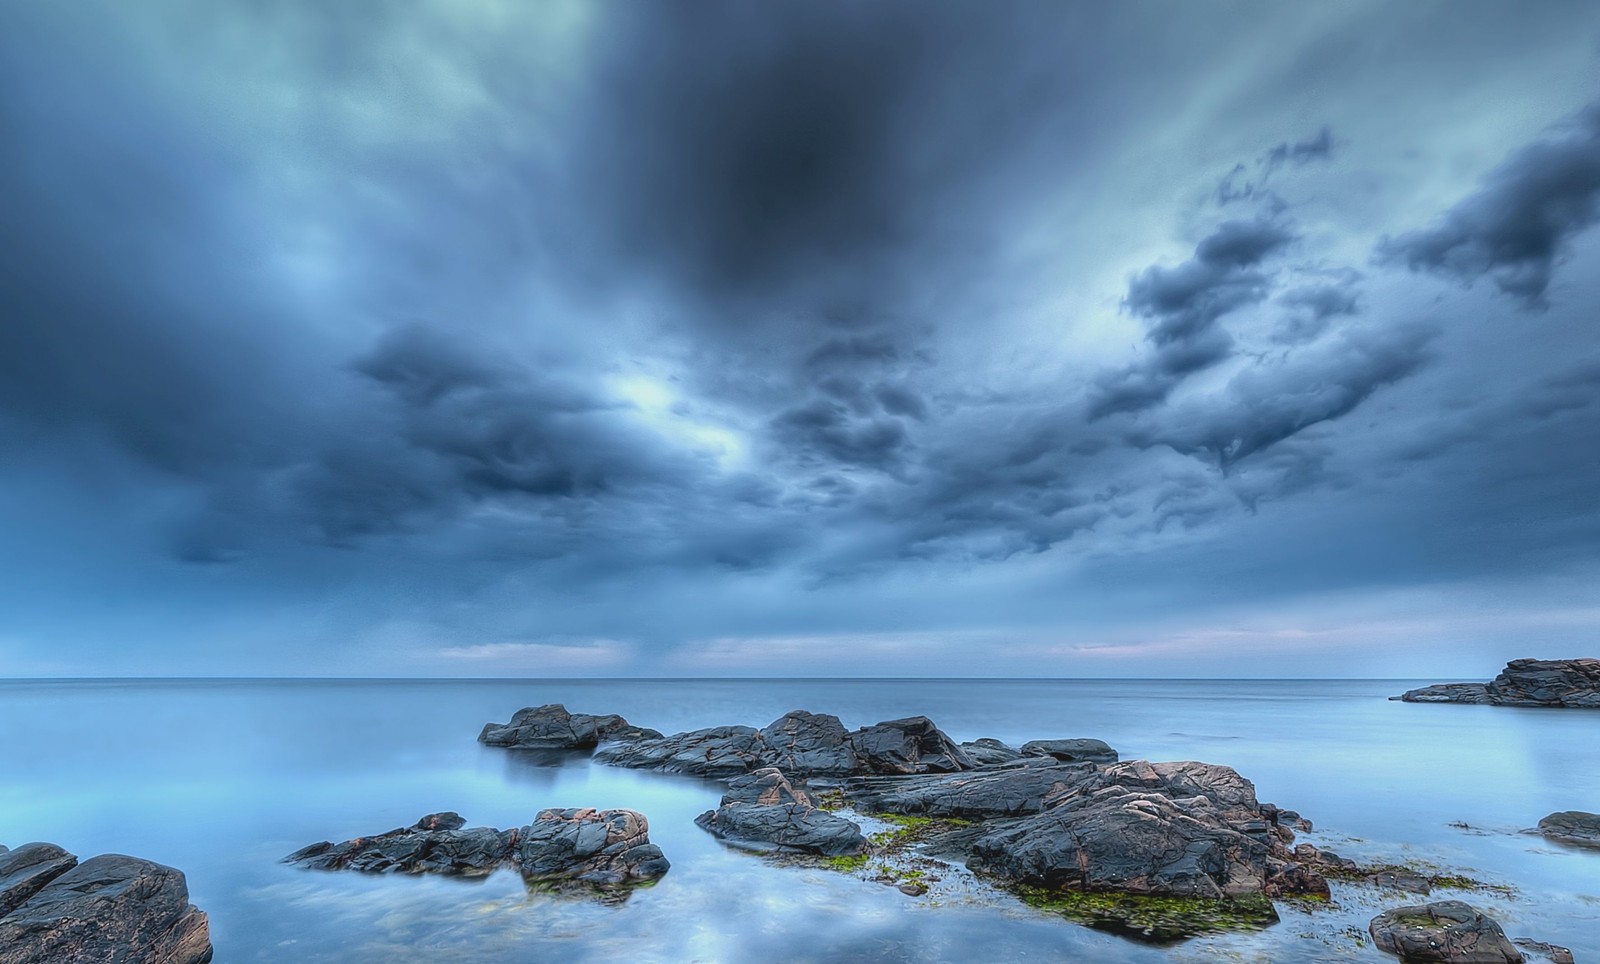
[1,678,1595,961]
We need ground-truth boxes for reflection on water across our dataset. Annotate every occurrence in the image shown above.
[0,678,1596,961]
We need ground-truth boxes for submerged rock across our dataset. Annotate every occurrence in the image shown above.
[696,802,868,857]
[0,853,212,964]
[1021,739,1119,764]
[478,704,662,749]
[1369,900,1523,963]
[1512,938,1576,964]
[1536,810,1600,848]
[1396,658,1600,708]
[287,809,669,891]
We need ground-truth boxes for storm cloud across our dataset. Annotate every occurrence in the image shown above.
[1,0,1598,676]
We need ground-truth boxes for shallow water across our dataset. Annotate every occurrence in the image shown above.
[0,678,1595,962]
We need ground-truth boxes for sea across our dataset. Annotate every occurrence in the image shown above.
[1,678,1595,962]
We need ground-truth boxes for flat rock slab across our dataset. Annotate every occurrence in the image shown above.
[696,802,867,857]
[846,762,1101,819]
[1536,810,1600,848]
[478,704,662,749]
[1369,900,1523,963]
[288,809,670,892]
[0,853,212,964]
[1021,739,1119,764]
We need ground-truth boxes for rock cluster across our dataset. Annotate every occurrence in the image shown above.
[0,844,212,964]
[1396,658,1600,708]
[591,710,976,777]
[478,704,662,749]
[286,809,669,891]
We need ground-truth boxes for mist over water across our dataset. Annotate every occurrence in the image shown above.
[2,678,1595,961]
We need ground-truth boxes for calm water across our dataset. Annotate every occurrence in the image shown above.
[1,678,1596,962]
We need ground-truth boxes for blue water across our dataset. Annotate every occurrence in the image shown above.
[1,678,1595,961]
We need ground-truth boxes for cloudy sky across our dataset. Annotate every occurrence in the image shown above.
[3,1,1599,678]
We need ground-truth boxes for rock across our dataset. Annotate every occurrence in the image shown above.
[1512,938,1575,964]
[596,710,973,778]
[1536,810,1600,848]
[478,704,662,749]
[1021,739,1119,764]
[1369,900,1523,963]
[959,738,1025,766]
[846,763,1100,819]
[695,802,867,857]
[1396,658,1600,708]
[517,808,670,887]
[969,784,1278,899]
[848,716,973,775]
[593,724,765,777]
[898,881,928,896]
[0,844,78,917]
[721,767,813,807]
[0,853,212,964]
[758,711,859,776]
[288,809,669,890]
[1294,843,1358,873]
[1265,860,1331,899]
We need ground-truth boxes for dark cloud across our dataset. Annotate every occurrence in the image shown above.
[1379,101,1600,308]
[1274,276,1362,343]
[1217,127,1335,206]
[1091,219,1295,417]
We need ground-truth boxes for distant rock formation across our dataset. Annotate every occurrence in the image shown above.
[0,845,212,964]
[478,704,662,749]
[1536,810,1600,849]
[1394,658,1600,708]
[286,809,669,893]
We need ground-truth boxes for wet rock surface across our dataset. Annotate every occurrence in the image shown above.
[590,709,975,778]
[845,761,1099,819]
[0,850,212,964]
[1536,810,1600,848]
[1396,658,1600,708]
[958,738,1025,766]
[478,704,662,749]
[287,809,669,892]
[696,802,867,857]
[1369,900,1524,963]
[1021,738,1119,764]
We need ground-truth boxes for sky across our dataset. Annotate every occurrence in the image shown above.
[2,1,1599,678]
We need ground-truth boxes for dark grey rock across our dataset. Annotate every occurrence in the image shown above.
[848,716,973,775]
[0,854,212,964]
[758,711,859,776]
[516,808,671,887]
[478,704,662,749]
[0,844,78,918]
[846,763,1100,819]
[1513,938,1575,964]
[1396,658,1600,708]
[288,809,669,889]
[1369,900,1523,963]
[1020,738,1119,764]
[968,784,1277,898]
[1536,810,1600,848]
[721,767,813,807]
[959,738,1024,766]
[593,724,765,777]
[695,802,867,857]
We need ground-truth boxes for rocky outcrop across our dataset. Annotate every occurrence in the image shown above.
[846,760,1100,819]
[593,710,974,778]
[287,809,669,891]
[478,704,662,749]
[696,803,867,857]
[721,767,814,807]
[1021,739,1119,764]
[1396,658,1600,708]
[0,851,212,964]
[966,762,1326,905]
[1369,900,1523,963]
[1536,810,1600,848]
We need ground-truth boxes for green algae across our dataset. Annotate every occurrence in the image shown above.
[1014,886,1280,942]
